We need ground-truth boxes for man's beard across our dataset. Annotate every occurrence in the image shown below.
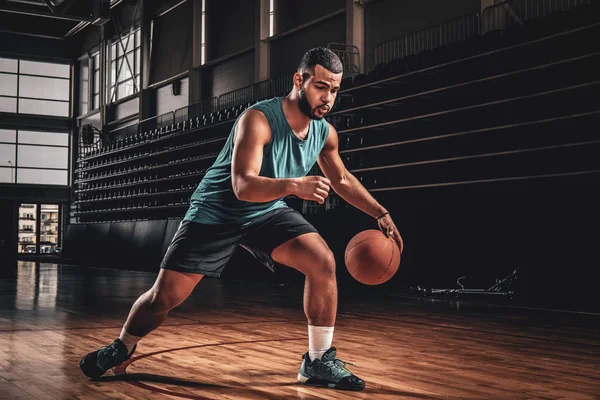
[298,89,327,120]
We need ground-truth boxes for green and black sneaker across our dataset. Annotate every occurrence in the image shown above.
[79,338,135,379]
[297,347,365,391]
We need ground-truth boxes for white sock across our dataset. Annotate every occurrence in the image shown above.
[308,325,334,361]
[119,327,142,355]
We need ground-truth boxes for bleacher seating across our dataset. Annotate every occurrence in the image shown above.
[330,1,599,194]
[65,1,599,267]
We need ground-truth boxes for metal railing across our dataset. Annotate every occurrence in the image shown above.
[175,97,219,122]
[376,0,590,64]
[482,0,591,33]
[495,0,591,17]
[218,79,272,110]
[272,73,294,98]
[109,122,138,139]
[375,13,480,65]
[138,112,175,135]
[328,43,361,78]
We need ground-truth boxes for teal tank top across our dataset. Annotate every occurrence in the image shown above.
[184,97,330,225]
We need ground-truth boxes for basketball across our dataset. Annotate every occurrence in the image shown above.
[344,229,401,285]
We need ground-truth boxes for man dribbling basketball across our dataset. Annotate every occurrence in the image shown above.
[80,47,403,391]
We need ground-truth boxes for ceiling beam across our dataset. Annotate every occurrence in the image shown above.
[3,0,47,6]
[41,0,57,13]
[55,0,76,14]
[0,28,64,40]
[0,4,90,22]
[63,20,90,38]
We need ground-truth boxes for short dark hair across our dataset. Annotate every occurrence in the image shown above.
[297,47,343,77]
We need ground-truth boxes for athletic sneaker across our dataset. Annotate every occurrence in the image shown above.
[297,347,365,391]
[79,338,136,378]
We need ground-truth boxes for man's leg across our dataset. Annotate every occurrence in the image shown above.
[80,269,202,378]
[271,232,337,327]
[123,268,203,338]
[271,232,365,391]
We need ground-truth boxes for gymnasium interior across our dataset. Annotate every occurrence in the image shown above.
[0,0,598,398]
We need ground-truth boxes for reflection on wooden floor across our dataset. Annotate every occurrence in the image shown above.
[0,261,598,399]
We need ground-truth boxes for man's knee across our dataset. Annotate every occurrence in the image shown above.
[311,249,336,278]
[147,289,182,313]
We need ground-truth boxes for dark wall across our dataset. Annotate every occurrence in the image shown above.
[150,0,193,85]
[111,97,140,121]
[78,110,102,131]
[206,0,255,61]
[0,32,71,61]
[156,77,189,115]
[270,14,345,78]
[306,173,600,312]
[71,25,102,57]
[0,185,70,203]
[203,51,255,98]
[274,0,345,34]
[364,0,481,71]
[0,201,16,258]
[62,219,173,271]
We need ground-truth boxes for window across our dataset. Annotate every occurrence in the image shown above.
[109,28,141,102]
[92,52,100,109]
[78,58,89,115]
[269,0,274,37]
[0,129,69,185]
[201,0,206,65]
[0,57,71,117]
[79,51,101,116]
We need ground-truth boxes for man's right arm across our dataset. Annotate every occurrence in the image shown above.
[231,109,331,204]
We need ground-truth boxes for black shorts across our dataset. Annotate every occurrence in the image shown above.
[160,207,318,277]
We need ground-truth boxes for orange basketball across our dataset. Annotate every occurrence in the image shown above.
[344,229,401,285]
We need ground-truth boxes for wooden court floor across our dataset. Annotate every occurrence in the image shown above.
[0,261,598,399]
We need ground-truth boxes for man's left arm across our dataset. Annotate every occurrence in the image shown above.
[317,124,403,253]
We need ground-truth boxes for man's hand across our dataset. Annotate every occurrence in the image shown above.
[291,176,331,204]
[378,214,404,254]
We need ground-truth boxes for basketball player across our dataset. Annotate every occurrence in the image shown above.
[80,47,403,391]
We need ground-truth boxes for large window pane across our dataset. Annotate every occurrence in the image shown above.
[121,34,135,54]
[18,204,37,254]
[19,131,69,146]
[19,76,70,101]
[0,167,15,183]
[0,129,16,143]
[0,97,17,113]
[0,73,17,96]
[0,58,18,73]
[0,144,16,166]
[93,70,99,94]
[110,61,117,86]
[92,53,99,71]
[19,60,70,78]
[17,168,68,185]
[117,54,134,83]
[79,59,89,115]
[40,204,60,253]
[117,80,135,99]
[1,58,71,116]
[18,145,68,169]
[136,49,141,75]
[19,99,69,117]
